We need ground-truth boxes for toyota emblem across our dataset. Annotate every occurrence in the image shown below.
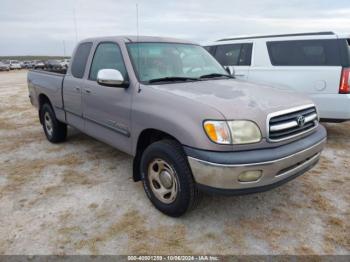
[297,115,305,127]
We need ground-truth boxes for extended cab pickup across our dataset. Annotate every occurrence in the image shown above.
[28,36,327,217]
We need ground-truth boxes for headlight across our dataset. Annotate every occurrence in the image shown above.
[228,120,261,144]
[204,120,261,145]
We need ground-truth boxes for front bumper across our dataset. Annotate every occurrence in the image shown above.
[185,125,327,195]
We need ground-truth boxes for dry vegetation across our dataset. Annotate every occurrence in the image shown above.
[0,71,349,255]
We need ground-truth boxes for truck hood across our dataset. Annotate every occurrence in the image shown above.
[149,79,314,137]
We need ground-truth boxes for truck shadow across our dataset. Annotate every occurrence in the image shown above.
[63,121,349,223]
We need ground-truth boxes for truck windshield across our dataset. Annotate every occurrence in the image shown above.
[127,43,229,83]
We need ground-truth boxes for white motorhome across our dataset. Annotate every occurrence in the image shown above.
[204,32,350,122]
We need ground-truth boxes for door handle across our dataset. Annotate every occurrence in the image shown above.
[84,89,91,94]
[75,87,80,92]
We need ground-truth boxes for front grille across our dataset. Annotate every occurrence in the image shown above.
[269,106,318,141]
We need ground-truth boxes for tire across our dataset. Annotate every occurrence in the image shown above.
[40,103,67,143]
[140,139,199,217]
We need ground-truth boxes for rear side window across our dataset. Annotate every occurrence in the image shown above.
[213,43,252,66]
[89,42,127,81]
[267,39,341,66]
[71,42,92,78]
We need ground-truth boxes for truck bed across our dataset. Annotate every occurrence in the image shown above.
[27,69,65,111]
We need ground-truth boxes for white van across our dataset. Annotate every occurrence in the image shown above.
[204,32,350,122]
[9,60,22,70]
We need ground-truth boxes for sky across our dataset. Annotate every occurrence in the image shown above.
[0,0,349,56]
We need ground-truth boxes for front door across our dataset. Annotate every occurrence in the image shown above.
[82,42,132,154]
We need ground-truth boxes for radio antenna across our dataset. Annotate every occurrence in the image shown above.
[63,40,66,57]
[136,3,141,92]
[136,3,139,41]
[73,8,78,43]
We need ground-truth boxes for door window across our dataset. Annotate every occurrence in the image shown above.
[89,42,128,81]
[203,46,216,56]
[71,42,93,78]
[215,44,241,66]
[214,43,252,66]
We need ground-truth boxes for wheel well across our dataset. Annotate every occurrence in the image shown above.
[38,94,51,124]
[132,129,179,182]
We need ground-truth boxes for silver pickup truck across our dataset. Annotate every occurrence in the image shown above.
[28,36,327,217]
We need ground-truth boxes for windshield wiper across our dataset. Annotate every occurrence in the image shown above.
[148,76,199,83]
[199,73,233,79]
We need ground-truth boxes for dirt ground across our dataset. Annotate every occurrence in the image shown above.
[0,70,349,255]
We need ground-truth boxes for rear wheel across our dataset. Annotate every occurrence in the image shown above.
[40,103,67,143]
[140,140,199,217]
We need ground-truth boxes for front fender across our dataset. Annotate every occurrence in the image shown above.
[131,87,233,155]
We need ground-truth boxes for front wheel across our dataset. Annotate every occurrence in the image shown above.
[140,140,199,217]
[40,103,67,143]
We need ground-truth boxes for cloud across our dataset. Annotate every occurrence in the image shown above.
[0,0,349,55]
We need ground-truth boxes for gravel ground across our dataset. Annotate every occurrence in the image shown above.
[0,70,349,255]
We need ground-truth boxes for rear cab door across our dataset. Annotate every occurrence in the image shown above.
[63,42,93,130]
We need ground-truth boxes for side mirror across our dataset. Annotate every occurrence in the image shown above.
[97,69,126,87]
[225,66,235,77]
